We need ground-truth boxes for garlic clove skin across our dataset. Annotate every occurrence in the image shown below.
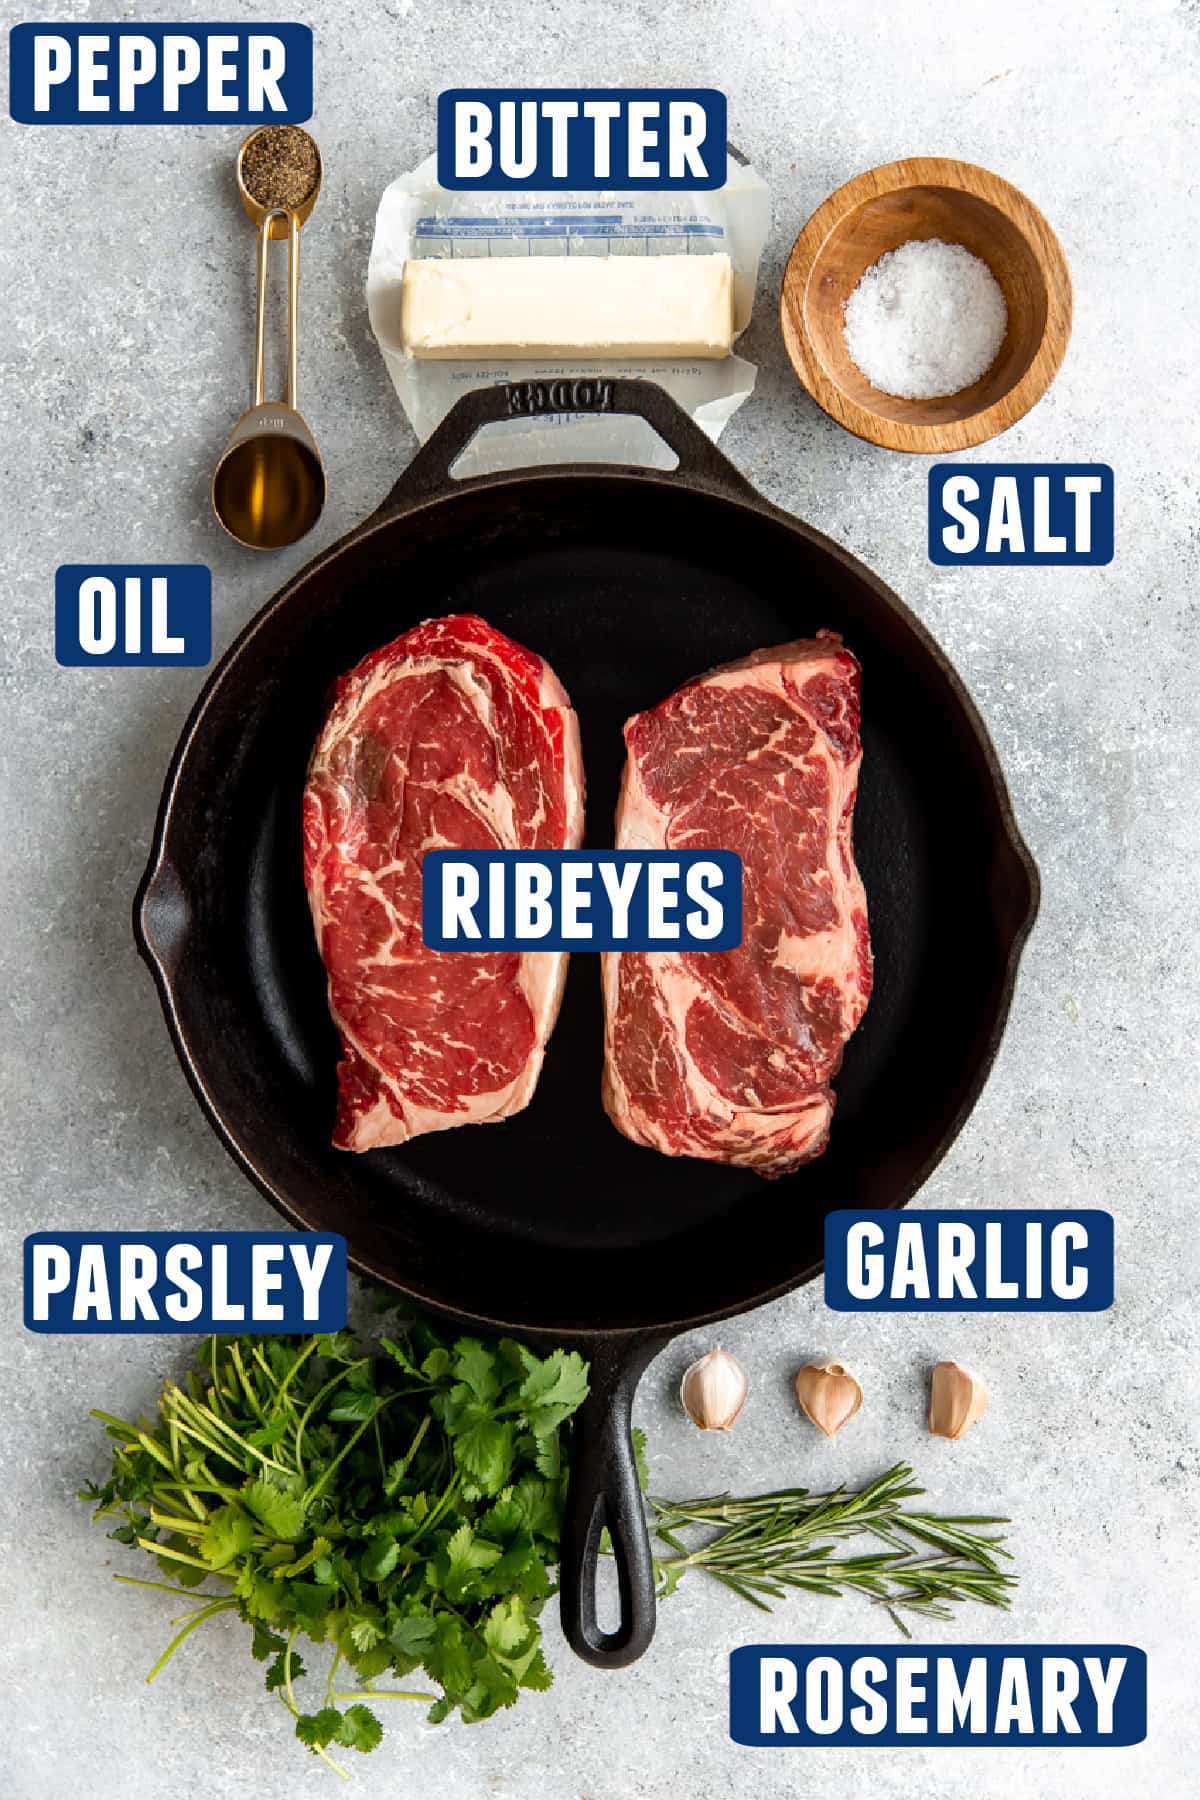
[928,1361,989,1440]
[795,1361,863,1439]
[680,1348,748,1431]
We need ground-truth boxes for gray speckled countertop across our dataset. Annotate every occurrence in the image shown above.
[2,2,1197,1796]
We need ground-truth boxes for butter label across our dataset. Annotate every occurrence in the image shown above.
[437,88,727,190]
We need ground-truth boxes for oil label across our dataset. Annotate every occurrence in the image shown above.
[55,564,211,667]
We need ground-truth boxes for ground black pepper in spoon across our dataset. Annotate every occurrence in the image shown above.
[240,124,320,212]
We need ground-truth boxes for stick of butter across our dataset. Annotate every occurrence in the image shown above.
[400,253,734,361]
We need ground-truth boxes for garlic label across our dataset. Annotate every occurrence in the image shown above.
[680,1348,748,1431]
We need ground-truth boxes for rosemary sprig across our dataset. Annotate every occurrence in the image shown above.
[648,1462,1015,1634]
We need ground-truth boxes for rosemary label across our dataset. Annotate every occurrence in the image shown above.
[730,1645,1146,1746]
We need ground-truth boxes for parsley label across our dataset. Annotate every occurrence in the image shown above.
[25,1231,347,1333]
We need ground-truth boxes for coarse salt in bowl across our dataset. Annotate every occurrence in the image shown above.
[780,157,1072,454]
[842,239,1008,401]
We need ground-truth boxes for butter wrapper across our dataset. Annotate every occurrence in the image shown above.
[366,151,770,474]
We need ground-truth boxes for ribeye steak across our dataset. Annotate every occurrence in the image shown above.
[303,613,584,1152]
[602,633,871,1175]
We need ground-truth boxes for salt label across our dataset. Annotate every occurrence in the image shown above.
[928,464,1114,565]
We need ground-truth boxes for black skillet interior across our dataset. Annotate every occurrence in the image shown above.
[139,380,1038,1344]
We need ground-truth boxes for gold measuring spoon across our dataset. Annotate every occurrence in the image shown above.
[212,126,326,550]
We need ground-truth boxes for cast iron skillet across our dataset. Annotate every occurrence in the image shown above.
[135,378,1038,1670]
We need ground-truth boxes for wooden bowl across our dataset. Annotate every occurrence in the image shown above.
[780,157,1072,453]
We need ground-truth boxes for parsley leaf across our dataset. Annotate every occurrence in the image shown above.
[243,1476,307,1540]
[200,1506,254,1569]
[295,1707,342,1749]
[360,1533,399,1582]
[335,1704,382,1752]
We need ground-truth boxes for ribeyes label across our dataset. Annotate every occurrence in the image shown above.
[421,849,743,952]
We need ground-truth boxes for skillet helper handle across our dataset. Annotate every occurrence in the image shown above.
[559,1334,667,1670]
[373,377,759,514]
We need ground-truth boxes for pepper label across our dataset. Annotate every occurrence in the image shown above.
[9,23,313,125]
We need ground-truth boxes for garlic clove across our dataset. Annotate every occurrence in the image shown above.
[928,1361,989,1440]
[794,1361,863,1439]
[680,1348,748,1431]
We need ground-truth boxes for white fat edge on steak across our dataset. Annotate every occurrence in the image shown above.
[601,645,862,1168]
[308,633,584,1149]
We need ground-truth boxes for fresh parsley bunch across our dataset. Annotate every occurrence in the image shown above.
[81,1321,589,1774]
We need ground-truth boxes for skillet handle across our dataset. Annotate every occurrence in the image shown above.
[370,377,759,515]
[559,1333,668,1669]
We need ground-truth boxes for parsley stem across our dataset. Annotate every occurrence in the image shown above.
[269,1336,320,1409]
[283,1626,301,1713]
[149,1507,213,1535]
[137,1537,215,1574]
[395,1412,432,1483]
[90,1407,139,1436]
[293,1358,372,1475]
[154,1476,238,1505]
[401,1471,461,1553]
[229,1342,266,1421]
[144,1596,236,1683]
[114,1573,225,1600]
[332,1688,434,1702]
[165,1386,293,1476]
[280,1624,356,1778]
[133,1430,178,1476]
[303,1394,402,1507]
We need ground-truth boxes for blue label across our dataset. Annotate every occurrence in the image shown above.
[421,849,742,952]
[55,564,211,666]
[823,1210,1114,1311]
[928,464,1113,565]
[24,1232,347,1333]
[436,88,727,189]
[9,24,312,124]
[730,1645,1146,1746]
